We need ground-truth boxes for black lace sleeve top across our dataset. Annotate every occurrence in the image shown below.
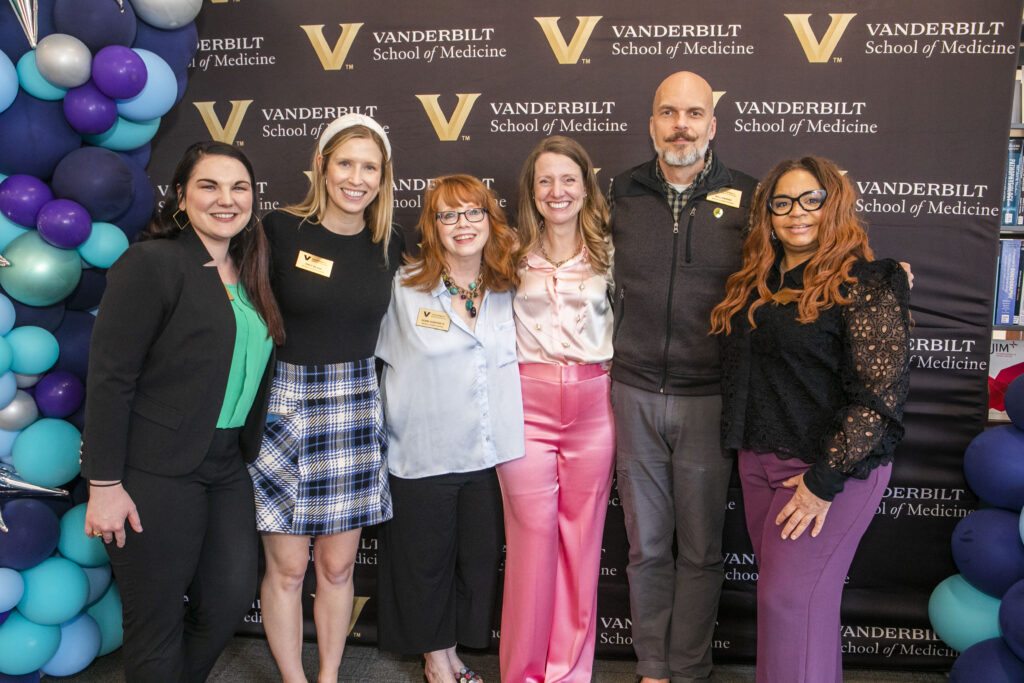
[719,257,911,501]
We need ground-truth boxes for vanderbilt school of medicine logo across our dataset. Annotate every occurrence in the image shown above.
[416,94,481,141]
[785,13,856,62]
[535,16,602,64]
[301,23,364,70]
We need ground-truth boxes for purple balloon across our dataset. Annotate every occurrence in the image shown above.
[34,371,84,418]
[0,175,54,227]
[36,198,93,249]
[62,80,117,135]
[91,45,146,100]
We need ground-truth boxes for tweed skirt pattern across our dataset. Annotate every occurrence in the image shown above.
[248,358,392,535]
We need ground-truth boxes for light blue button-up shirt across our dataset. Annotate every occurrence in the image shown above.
[375,268,525,479]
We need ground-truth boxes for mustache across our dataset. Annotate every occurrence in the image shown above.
[665,132,697,143]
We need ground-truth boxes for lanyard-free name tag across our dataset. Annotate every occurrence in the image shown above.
[416,308,451,331]
[295,251,333,277]
[706,188,742,208]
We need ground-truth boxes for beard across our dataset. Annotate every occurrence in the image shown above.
[655,136,709,167]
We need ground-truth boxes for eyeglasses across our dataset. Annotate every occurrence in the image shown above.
[436,208,488,225]
[766,189,827,216]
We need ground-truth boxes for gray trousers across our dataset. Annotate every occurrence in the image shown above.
[612,382,733,683]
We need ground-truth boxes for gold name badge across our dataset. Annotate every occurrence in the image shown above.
[416,308,451,331]
[706,188,742,208]
[295,251,333,277]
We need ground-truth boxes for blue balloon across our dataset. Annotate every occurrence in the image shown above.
[85,581,122,655]
[82,115,160,152]
[6,326,59,375]
[0,425,20,459]
[1001,579,1024,661]
[78,221,129,268]
[11,418,81,488]
[173,67,188,105]
[64,269,106,312]
[1003,374,1024,431]
[0,568,23,612]
[0,499,59,570]
[0,671,41,682]
[57,503,106,567]
[16,556,88,625]
[51,146,135,222]
[53,311,93,380]
[952,508,1024,597]
[0,0,56,61]
[0,52,17,114]
[929,574,1002,652]
[54,0,137,51]
[10,297,66,333]
[116,143,151,169]
[131,20,197,73]
[0,610,60,675]
[0,338,12,375]
[0,91,81,179]
[81,564,111,606]
[40,613,101,677]
[111,158,155,241]
[949,637,1024,683]
[0,373,16,411]
[116,49,174,121]
[964,425,1024,511]
[0,294,14,335]
[0,214,29,252]
[14,52,66,101]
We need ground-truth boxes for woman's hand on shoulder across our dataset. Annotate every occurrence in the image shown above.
[776,473,831,540]
[84,483,143,548]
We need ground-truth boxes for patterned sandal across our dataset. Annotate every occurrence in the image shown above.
[457,667,482,683]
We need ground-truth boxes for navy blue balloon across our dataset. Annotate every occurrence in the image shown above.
[65,268,107,311]
[173,68,188,105]
[65,402,85,432]
[1004,375,1024,431]
[0,92,81,179]
[1001,579,1024,661]
[964,425,1024,511]
[116,143,151,169]
[54,310,95,381]
[54,0,137,51]
[9,294,66,333]
[0,0,57,61]
[132,20,198,74]
[951,508,1024,597]
[0,499,60,570]
[949,637,1024,683]
[51,147,134,222]
[110,157,154,241]
[0,671,42,683]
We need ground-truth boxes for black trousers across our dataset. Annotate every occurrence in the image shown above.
[376,468,503,654]
[106,428,258,683]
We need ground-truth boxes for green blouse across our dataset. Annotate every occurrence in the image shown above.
[217,284,273,428]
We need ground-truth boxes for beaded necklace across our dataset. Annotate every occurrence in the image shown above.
[442,269,483,318]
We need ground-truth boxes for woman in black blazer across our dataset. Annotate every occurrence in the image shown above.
[82,141,285,683]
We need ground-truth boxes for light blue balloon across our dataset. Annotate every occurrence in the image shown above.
[58,504,108,568]
[82,115,160,152]
[0,425,22,460]
[929,573,1002,652]
[0,567,24,611]
[17,557,88,626]
[116,49,176,122]
[0,51,17,114]
[0,212,29,252]
[85,581,122,655]
[0,337,13,376]
[0,610,61,675]
[40,613,101,677]
[6,326,59,375]
[11,418,81,488]
[82,564,111,606]
[0,293,15,335]
[0,372,16,410]
[15,52,67,101]
[77,222,129,268]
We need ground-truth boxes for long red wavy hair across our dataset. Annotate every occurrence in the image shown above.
[709,156,873,335]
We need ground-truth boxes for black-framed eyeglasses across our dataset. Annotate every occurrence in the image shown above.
[767,189,827,216]
[436,208,488,225]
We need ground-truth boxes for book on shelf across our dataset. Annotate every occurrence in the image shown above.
[995,238,1021,325]
[989,334,1024,422]
[1005,138,1023,226]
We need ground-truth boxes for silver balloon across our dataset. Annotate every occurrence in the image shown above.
[130,0,201,29]
[13,372,40,388]
[0,390,37,431]
[34,33,92,88]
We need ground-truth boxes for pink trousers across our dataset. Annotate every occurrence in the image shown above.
[497,363,615,683]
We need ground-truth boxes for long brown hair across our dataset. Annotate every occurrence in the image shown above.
[402,174,518,292]
[709,156,873,335]
[514,136,611,274]
[145,141,285,344]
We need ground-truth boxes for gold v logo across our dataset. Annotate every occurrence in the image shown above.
[415,94,481,141]
[712,91,725,108]
[347,596,370,636]
[535,16,602,64]
[300,23,364,70]
[784,13,856,63]
[193,100,253,144]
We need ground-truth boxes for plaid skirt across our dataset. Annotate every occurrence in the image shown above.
[248,358,392,535]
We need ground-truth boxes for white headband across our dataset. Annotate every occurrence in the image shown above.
[317,113,391,160]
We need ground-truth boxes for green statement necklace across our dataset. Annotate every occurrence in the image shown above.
[442,269,483,318]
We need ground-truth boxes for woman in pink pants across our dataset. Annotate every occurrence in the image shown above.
[497,136,615,683]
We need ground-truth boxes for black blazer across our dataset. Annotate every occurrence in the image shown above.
[81,228,273,481]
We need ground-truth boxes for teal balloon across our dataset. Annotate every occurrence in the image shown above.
[15,52,67,101]
[0,610,61,675]
[929,574,1002,652]
[85,581,122,655]
[17,557,88,625]
[0,212,29,252]
[40,613,101,677]
[11,418,81,488]
[77,222,128,268]
[0,231,82,307]
[0,567,24,611]
[5,326,58,374]
[57,504,107,568]
[82,564,111,605]
[0,51,16,114]
[82,115,160,152]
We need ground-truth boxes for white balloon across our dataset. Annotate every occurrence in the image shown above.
[130,0,202,30]
[13,371,40,388]
[34,33,92,88]
[0,389,37,431]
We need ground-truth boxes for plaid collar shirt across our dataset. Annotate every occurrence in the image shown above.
[655,150,714,225]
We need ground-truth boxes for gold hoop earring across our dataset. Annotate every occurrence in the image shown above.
[244,215,255,233]
[172,209,190,231]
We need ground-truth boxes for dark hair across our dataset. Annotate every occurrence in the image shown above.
[144,141,285,344]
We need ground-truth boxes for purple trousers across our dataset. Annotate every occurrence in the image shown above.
[738,450,890,683]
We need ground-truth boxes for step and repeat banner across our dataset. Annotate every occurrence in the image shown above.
[146,0,1023,669]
